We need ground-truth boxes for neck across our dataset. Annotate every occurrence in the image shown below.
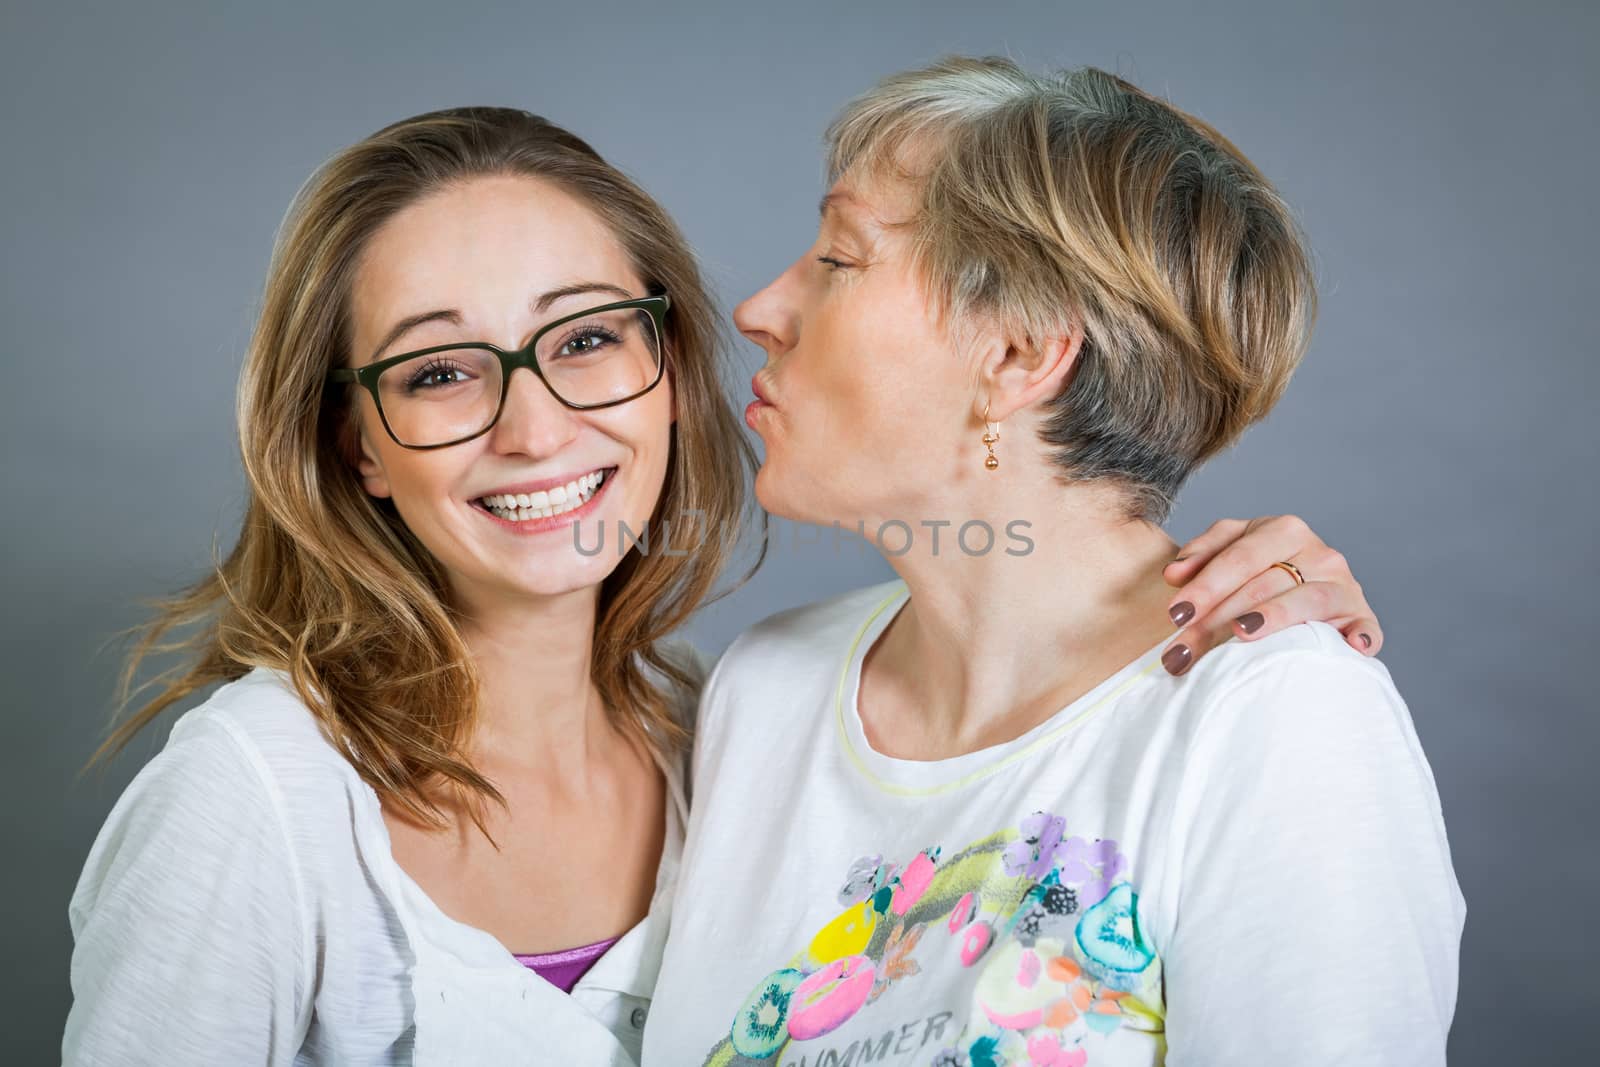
[450,579,611,779]
[863,478,1179,757]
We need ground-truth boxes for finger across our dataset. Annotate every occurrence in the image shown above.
[1165,514,1318,626]
[1221,578,1356,641]
[1162,612,1244,676]
[1165,574,1364,675]
[1212,576,1385,658]
[1207,556,1364,635]
[1339,617,1384,656]
[1206,547,1377,651]
[1163,603,1382,676]
[1161,518,1251,588]
[1180,570,1332,670]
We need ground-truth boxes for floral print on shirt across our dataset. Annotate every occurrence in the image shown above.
[703,812,1164,1066]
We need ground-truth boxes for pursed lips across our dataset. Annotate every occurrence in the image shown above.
[751,374,779,407]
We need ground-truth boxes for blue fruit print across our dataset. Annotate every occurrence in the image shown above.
[1074,883,1156,991]
[730,967,805,1058]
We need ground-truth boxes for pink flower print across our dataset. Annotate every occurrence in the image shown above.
[891,851,937,915]
[948,891,977,933]
[1027,1035,1088,1067]
[1058,837,1127,908]
[1004,812,1067,881]
[960,920,995,967]
[1016,947,1043,989]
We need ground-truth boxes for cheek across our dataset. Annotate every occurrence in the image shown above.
[374,442,472,521]
[595,391,674,491]
[808,301,937,446]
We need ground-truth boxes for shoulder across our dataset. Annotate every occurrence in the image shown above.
[687,580,904,757]
[69,671,329,931]
[170,666,366,804]
[97,668,335,828]
[1164,621,1440,807]
[1171,617,1408,716]
[77,668,371,901]
[711,579,906,688]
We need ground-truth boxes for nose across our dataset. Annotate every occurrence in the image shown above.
[487,365,580,458]
[733,264,801,360]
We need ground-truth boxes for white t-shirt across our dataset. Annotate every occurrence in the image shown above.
[646,580,1464,1067]
[64,650,700,1066]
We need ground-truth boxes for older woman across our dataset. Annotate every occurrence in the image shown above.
[648,59,1463,1066]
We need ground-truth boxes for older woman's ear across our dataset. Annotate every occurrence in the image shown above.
[974,324,1085,424]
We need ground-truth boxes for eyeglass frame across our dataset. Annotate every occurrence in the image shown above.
[327,293,671,451]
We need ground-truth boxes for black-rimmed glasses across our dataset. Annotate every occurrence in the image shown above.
[328,294,669,449]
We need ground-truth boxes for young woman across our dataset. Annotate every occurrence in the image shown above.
[646,60,1463,1066]
[65,105,1384,1065]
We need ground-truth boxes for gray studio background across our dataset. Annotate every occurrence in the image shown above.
[3,1,1594,1062]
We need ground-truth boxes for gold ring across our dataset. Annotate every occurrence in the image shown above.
[1271,560,1306,586]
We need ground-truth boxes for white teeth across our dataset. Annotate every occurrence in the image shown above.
[479,469,608,522]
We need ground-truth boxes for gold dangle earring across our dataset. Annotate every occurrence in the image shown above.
[982,402,1000,471]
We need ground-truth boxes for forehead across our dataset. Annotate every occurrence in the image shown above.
[821,169,922,239]
[351,175,637,324]
[823,130,939,225]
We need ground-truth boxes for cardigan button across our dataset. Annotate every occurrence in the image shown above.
[630,1006,648,1029]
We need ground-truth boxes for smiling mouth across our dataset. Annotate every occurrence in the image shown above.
[471,467,614,522]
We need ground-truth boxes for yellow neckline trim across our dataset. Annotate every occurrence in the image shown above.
[832,584,1170,798]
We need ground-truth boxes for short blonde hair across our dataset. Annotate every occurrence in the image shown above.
[828,57,1318,520]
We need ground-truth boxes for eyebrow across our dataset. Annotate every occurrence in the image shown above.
[534,281,634,313]
[818,190,883,242]
[368,281,637,364]
[819,190,863,218]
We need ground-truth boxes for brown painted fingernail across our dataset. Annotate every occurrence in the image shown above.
[1359,633,1372,649]
[1162,643,1192,675]
[1169,601,1195,626]
[1236,611,1264,635]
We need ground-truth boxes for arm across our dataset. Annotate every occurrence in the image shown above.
[63,718,308,1066]
[1157,639,1464,1065]
[1162,515,1383,673]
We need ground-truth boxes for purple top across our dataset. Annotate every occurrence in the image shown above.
[513,935,621,993]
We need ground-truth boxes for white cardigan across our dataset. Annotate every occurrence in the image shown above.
[63,658,696,1066]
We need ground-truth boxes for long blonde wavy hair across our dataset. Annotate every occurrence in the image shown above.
[95,107,759,829]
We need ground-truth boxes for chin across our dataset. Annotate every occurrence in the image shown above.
[503,557,618,600]
[756,466,842,528]
[752,465,796,520]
